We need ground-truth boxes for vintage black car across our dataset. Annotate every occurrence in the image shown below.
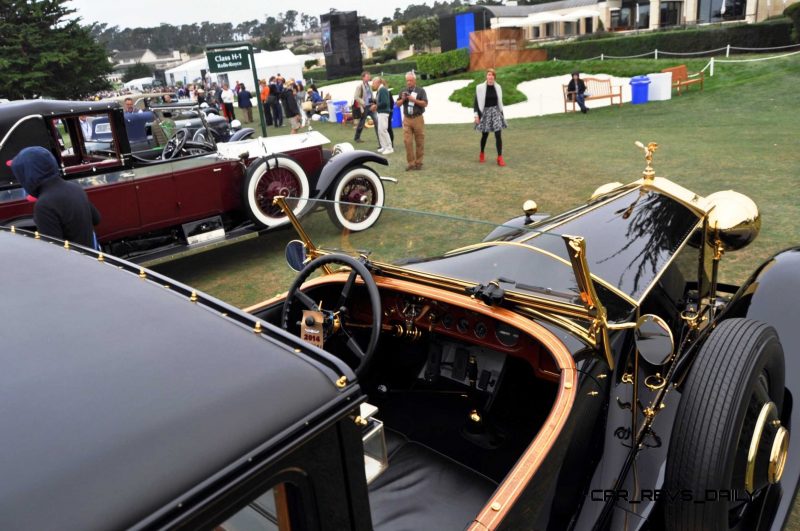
[1,143,798,530]
[0,99,390,265]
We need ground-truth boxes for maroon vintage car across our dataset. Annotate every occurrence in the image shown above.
[0,100,390,264]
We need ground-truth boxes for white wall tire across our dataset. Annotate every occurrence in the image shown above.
[243,156,309,229]
[326,166,384,232]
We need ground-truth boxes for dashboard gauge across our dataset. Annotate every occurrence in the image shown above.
[495,322,521,347]
[474,322,488,339]
[457,318,469,334]
[442,313,454,329]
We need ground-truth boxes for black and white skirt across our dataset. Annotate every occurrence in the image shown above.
[475,105,508,133]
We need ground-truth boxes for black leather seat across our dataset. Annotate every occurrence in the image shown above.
[369,434,498,531]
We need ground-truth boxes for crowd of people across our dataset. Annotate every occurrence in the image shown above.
[350,68,507,171]
[87,66,537,166]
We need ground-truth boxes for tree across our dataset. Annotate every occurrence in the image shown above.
[359,16,380,33]
[386,35,409,52]
[0,0,112,99]
[404,17,440,50]
[122,62,153,82]
[280,10,299,35]
[258,34,283,51]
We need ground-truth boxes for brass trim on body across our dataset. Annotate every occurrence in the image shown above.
[443,240,639,308]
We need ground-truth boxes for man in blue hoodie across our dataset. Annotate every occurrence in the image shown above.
[11,146,101,248]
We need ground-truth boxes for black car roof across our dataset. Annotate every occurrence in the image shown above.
[0,230,352,529]
[0,99,120,130]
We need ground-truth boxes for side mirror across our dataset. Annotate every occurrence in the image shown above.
[285,240,307,272]
[635,314,674,366]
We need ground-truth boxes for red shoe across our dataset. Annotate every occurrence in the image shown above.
[479,152,485,163]
[497,156,506,167]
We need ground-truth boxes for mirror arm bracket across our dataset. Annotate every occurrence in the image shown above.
[563,235,614,370]
[274,195,333,275]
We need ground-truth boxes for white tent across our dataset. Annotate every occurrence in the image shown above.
[123,77,156,91]
[165,49,307,89]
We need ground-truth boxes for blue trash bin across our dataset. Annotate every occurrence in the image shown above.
[391,105,402,128]
[630,75,651,105]
[332,100,347,123]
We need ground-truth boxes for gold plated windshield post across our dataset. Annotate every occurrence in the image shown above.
[274,196,316,254]
[563,235,614,370]
[273,196,332,275]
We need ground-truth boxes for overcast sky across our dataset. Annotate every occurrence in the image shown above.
[66,0,422,29]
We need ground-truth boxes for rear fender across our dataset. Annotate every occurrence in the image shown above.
[313,150,388,197]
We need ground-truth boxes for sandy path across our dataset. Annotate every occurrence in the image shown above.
[316,74,634,125]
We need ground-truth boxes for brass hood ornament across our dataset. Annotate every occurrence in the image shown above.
[635,141,658,181]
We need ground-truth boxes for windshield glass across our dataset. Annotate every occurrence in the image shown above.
[288,190,700,318]
[293,197,622,314]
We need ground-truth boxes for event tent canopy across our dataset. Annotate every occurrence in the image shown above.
[165,49,312,88]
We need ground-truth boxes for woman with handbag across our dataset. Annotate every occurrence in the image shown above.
[473,68,508,167]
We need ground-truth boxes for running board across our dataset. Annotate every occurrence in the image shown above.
[135,226,260,267]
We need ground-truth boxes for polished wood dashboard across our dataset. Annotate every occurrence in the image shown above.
[357,288,561,382]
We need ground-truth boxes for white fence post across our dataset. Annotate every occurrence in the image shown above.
[710,57,715,77]
[726,44,730,57]
[601,53,604,61]
[655,49,658,60]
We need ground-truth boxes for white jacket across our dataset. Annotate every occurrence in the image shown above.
[474,82,504,117]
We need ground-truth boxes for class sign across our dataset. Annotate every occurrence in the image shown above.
[206,50,250,73]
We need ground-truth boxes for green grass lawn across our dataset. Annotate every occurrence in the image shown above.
[187,53,800,309]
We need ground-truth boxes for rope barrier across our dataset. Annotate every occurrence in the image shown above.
[729,43,800,51]
[714,49,800,63]
[658,47,728,56]
[603,51,656,59]
[574,42,800,61]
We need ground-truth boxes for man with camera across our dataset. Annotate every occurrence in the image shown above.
[397,72,428,171]
[353,71,380,145]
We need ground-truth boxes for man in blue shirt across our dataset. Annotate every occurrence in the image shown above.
[238,84,254,123]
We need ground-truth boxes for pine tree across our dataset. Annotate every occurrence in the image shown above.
[0,0,113,99]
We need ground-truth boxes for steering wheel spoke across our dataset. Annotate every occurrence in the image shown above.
[295,290,318,311]
[338,326,365,360]
[336,270,358,308]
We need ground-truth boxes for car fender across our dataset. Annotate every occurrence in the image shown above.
[726,246,800,358]
[229,128,255,142]
[724,246,800,531]
[313,150,388,197]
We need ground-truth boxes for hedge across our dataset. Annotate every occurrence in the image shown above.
[370,60,418,75]
[305,60,418,82]
[786,3,800,42]
[416,48,470,78]
[537,19,794,60]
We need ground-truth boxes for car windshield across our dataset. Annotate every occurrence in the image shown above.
[289,189,700,319]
